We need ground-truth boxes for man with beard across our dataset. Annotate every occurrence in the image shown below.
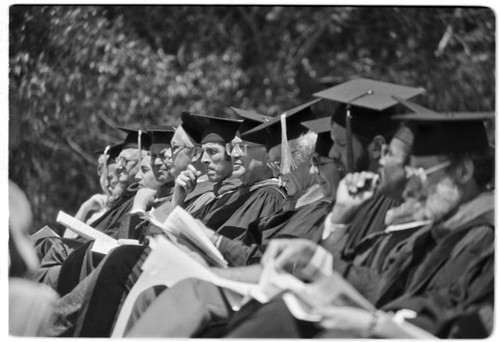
[222,111,494,338]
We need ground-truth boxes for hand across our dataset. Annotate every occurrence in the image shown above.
[261,238,319,279]
[83,193,108,212]
[131,188,157,212]
[331,172,379,223]
[173,165,201,204]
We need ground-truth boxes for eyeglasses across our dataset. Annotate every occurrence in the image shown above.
[405,160,452,183]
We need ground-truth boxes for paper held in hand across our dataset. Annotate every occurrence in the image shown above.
[140,206,228,268]
[56,211,139,254]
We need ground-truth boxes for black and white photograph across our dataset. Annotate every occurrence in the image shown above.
[5,2,496,338]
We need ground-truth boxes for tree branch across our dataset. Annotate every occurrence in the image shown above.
[66,136,97,165]
[238,7,266,63]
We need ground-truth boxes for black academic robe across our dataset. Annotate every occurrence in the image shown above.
[90,183,139,234]
[381,244,494,337]
[189,177,241,221]
[56,183,174,295]
[340,194,400,260]
[218,199,333,266]
[29,184,139,291]
[222,192,495,339]
[208,180,286,239]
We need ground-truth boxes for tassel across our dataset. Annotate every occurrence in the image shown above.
[280,113,298,174]
[137,129,142,163]
[102,145,110,186]
[345,105,355,172]
[345,89,374,173]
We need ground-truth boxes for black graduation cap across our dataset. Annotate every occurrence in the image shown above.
[230,107,273,136]
[117,126,152,150]
[146,125,175,154]
[301,116,333,157]
[94,143,123,164]
[180,112,242,145]
[392,112,494,156]
[313,78,425,171]
[241,99,321,151]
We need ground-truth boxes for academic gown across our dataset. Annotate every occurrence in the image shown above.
[218,199,333,266]
[189,177,241,221]
[222,191,495,339]
[381,243,494,338]
[53,180,233,337]
[208,179,286,239]
[56,183,173,296]
[78,179,283,336]
[89,183,139,234]
[340,194,400,260]
[122,200,332,337]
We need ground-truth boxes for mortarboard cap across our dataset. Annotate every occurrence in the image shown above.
[180,112,242,145]
[314,78,425,172]
[118,126,152,150]
[241,99,321,150]
[301,116,333,157]
[94,143,123,165]
[230,107,273,136]
[118,126,152,165]
[392,112,494,156]
[314,78,425,111]
[241,99,321,174]
[146,125,175,155]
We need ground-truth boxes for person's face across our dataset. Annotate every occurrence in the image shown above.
[402,155,462,222]
[309,152,339,200]
[106,162,124,202]
[201,142,233,183]
[106,163,119,192]
[330,123,364,173]
[97,155,109,195]
[151,145,172,181]
[135,155,163,190]
[167,130,195,178]
[229,136,268,183]
[116,148,141,186]
[377,136,412,199]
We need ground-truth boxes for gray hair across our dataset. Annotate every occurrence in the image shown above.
[289,131,317,165]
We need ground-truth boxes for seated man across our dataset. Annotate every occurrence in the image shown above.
[171,112,286,229]
[223,111,495,338]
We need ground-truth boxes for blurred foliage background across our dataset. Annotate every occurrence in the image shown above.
[9,5,495,232]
